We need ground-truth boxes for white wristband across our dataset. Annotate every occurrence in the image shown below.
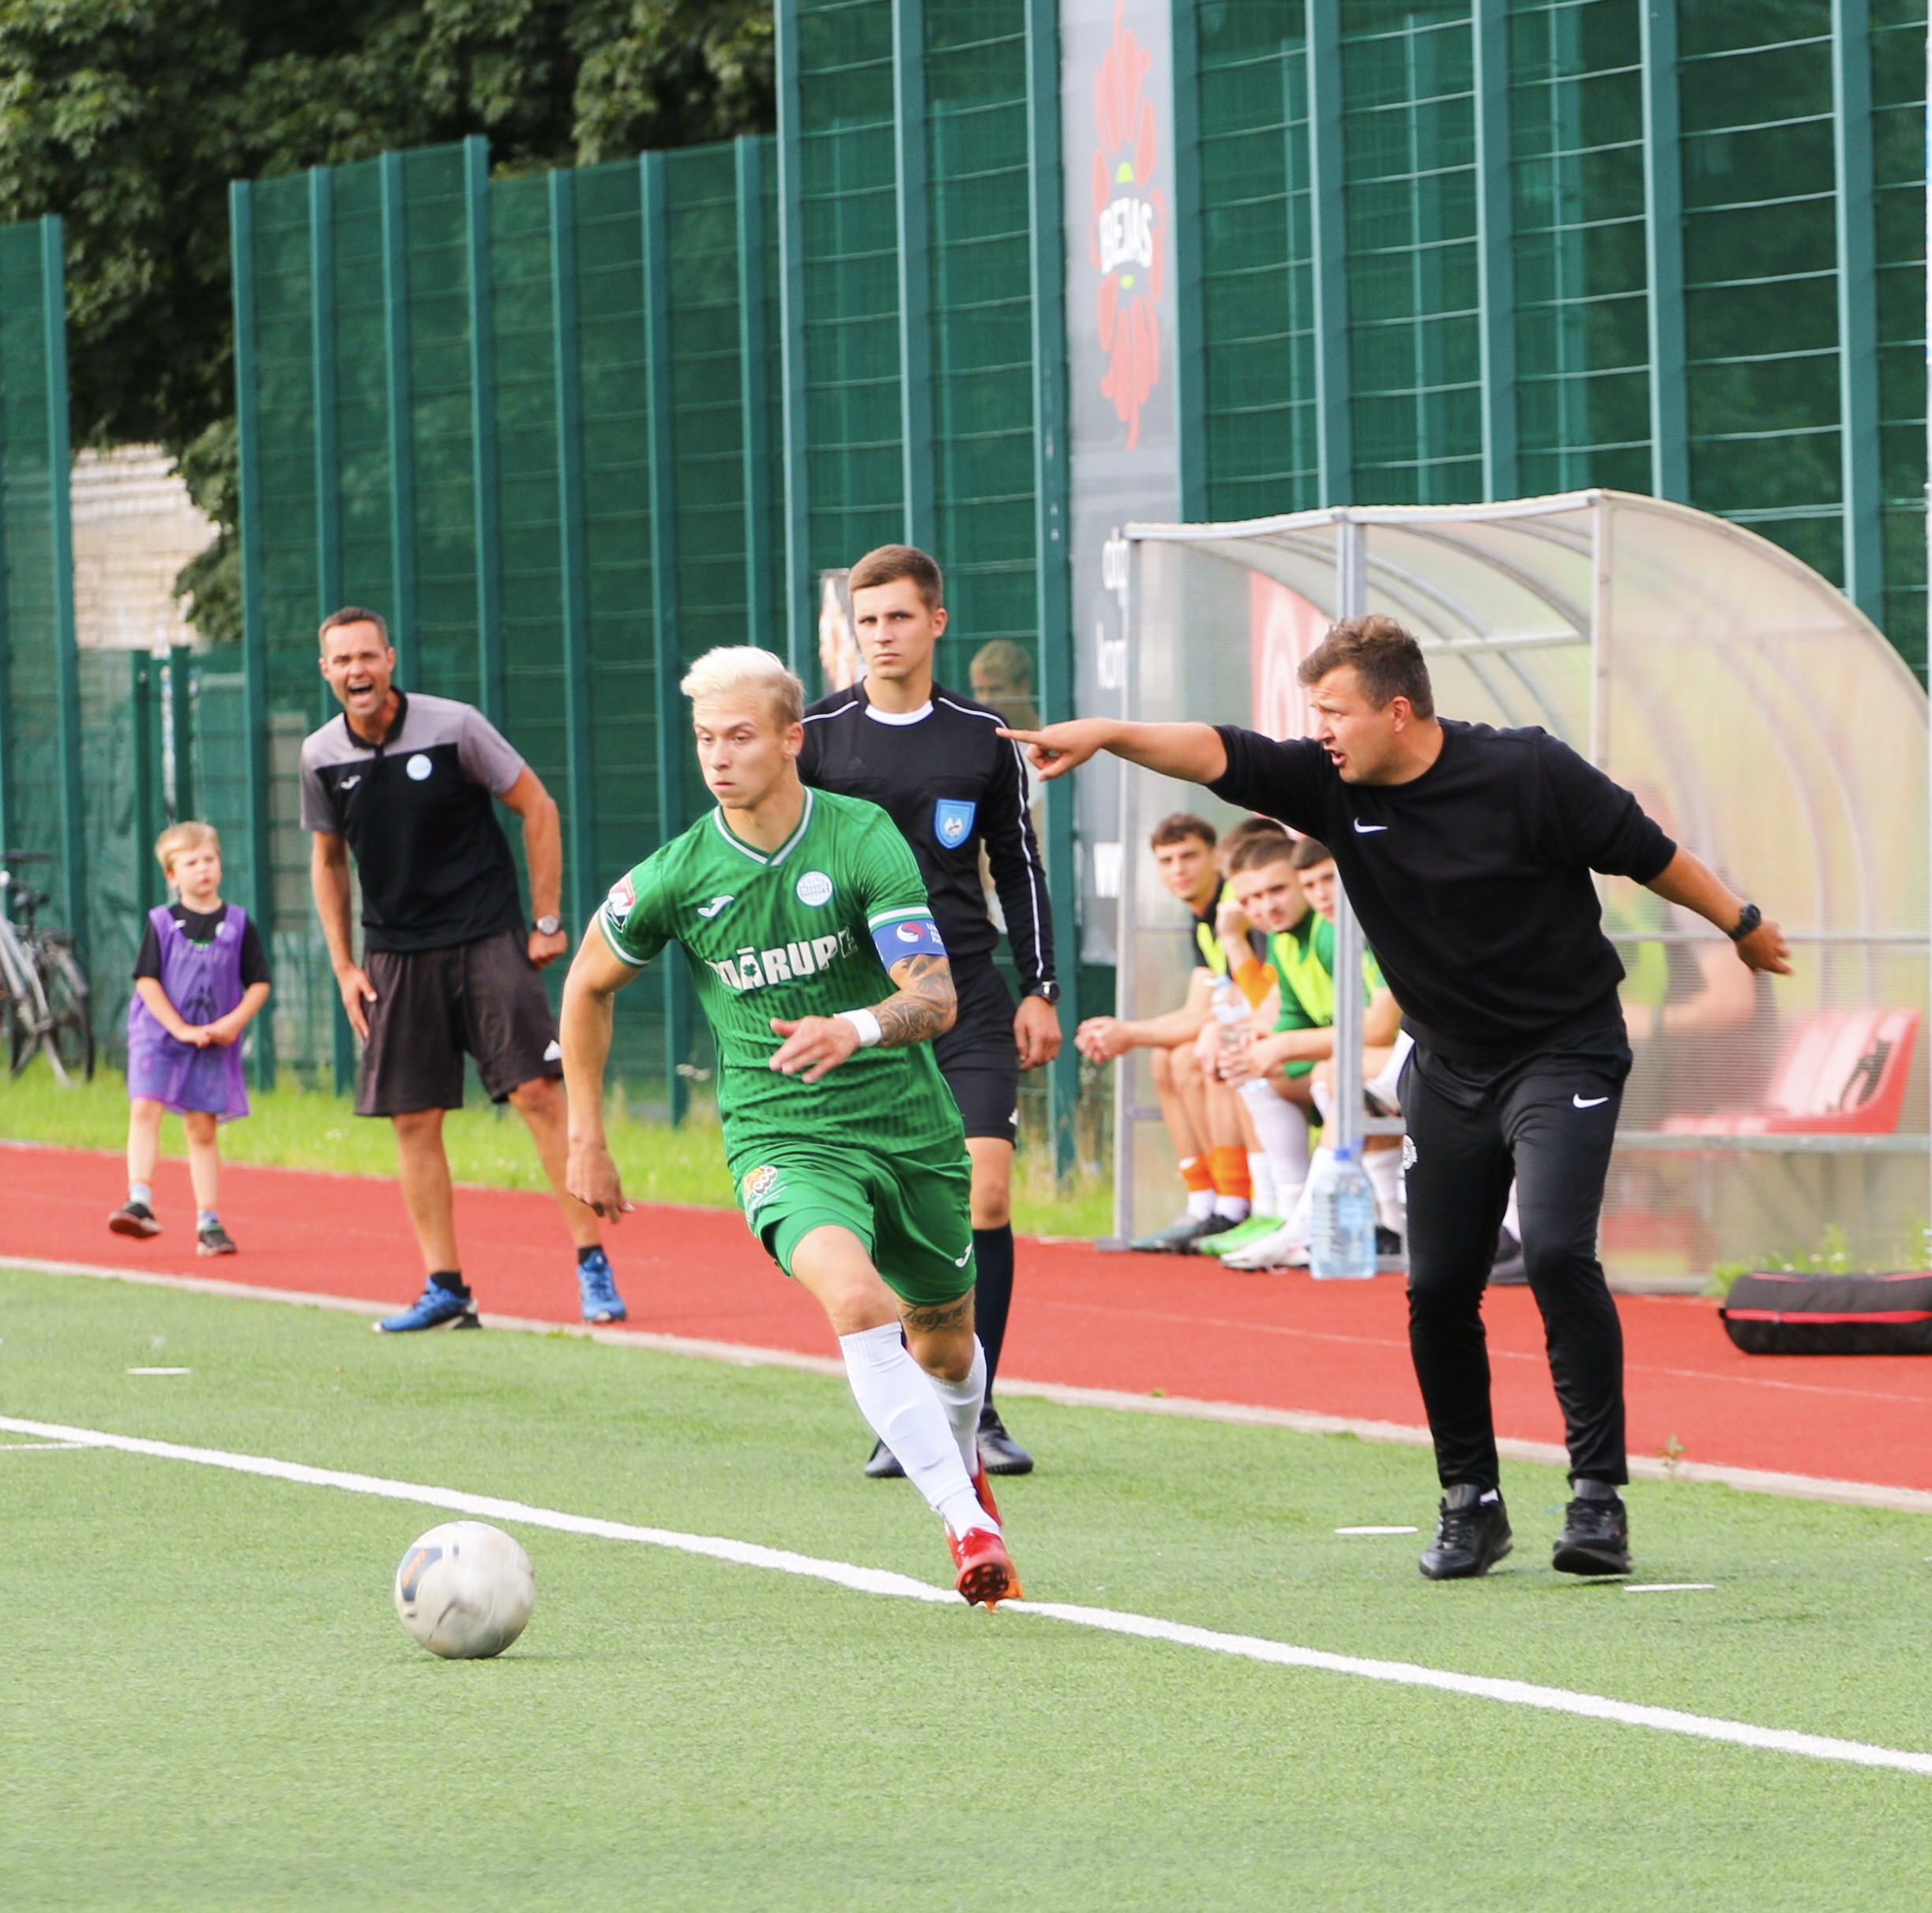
[836,1008,883,1049]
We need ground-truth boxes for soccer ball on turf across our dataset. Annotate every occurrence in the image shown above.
[393,1521,536,1659]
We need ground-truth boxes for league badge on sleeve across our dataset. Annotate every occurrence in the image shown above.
[934,799,976,848]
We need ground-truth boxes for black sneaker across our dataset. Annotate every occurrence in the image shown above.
[1131,1212,1220,1253]
[109,1201,160,1239]
[197,1223,238,1258]
[1374,1223,1404,1257]
[1553,1483,1632,1576]
[1419,1485,1514,1580]
[863,1438,905,1479]
[978,1404,1035,1476]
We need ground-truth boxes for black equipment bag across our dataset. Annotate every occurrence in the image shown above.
[1720,1271,1932,1354]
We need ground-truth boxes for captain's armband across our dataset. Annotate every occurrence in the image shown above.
[870,911,947,970]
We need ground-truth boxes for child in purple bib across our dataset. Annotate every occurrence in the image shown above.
[111,823,273,1256]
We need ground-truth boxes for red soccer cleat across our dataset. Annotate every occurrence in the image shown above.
[971,1460,1002,1529]
[949,1524,1022,1607]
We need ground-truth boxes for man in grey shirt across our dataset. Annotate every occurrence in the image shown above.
[302,606,627,1331]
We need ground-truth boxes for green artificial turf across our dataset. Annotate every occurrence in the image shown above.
[6,1267,1932,1910]
[0,1058,1114,1238]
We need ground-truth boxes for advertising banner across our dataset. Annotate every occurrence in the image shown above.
[1063,0,1181,963]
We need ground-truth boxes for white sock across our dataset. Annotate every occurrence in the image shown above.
[838,1325,993,1537]
[1213,1193,1250,1221]
[1310,1077,1333,1125]
[1362,1148,1404,1233]
[927,1336,988,1479]
[1286,1146,1332,1245]
[1184,1182,1215,1221]
[1240,1078,1312,1222]
[1247,1151,1276,1218]
[128,1182,153,1209]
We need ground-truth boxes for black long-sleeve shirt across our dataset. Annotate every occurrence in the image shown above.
[1210,721,1676,1062]
[798,682,1055,990]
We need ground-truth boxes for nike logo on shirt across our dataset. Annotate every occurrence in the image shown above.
[696,895,735,919]
[1352,820,1387,833]
[1573,1094,1608,1108]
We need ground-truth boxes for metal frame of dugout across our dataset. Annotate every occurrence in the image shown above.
[1105,491,1930,1286]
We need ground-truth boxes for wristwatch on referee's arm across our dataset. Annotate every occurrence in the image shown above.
[534,915,562,938]
[1025,980,1062,1005]
[1726,904,1762,944]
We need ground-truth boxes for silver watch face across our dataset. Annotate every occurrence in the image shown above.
[536,915,561,937]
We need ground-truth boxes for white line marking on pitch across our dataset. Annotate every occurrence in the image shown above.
[1626,1584,1716,1593]
[1336,1525,1418,1535]
[0,1440,88,1450]
[12,1252,1932,1517]
[126,1366,190,1375]
[3,1412,1927,1781]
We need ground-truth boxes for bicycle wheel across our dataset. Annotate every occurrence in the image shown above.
[39,942,93,1084]
[4,946,51,1079]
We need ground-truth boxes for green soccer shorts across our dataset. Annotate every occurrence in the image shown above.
[732,1134,976,1312]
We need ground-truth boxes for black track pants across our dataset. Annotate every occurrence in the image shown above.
[1400,1038,1633,1491]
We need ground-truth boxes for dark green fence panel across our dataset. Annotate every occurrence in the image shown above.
[0,219,82,959]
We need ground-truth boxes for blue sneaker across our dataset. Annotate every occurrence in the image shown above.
[375,1282,479,1334]
[577,1248,627,1325]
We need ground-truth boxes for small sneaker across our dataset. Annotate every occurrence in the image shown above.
[1219,1222,1310,1271]
[1552,1483,1632,1576]
[196,1223,238,1257]
[1131,1212,1227,1254]
[1419,1485,1514,1580]
[863,1438,906,1479]
[1374,1223,1404,1257]
[949,1524,1021,1607]
[1193,1212,1283,1256]
[375,1283,480,1333]
[978,1404,1034,1476]
[109,1201,160,1239]
[577,1247,627,1324]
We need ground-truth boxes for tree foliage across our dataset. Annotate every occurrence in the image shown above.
[0,1,772,639]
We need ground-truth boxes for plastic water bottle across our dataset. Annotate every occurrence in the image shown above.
[1211,975,1250,1065]
[1309,1144,1377,1280]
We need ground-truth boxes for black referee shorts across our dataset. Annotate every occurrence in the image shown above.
[355,927,562,1117]
[934,960,1020,1142]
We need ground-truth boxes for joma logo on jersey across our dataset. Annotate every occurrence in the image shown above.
[709,927,859,993]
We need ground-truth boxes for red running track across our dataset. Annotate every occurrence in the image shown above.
[6,1141,1930,1494]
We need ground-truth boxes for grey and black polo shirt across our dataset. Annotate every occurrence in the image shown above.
[299,691,528,953]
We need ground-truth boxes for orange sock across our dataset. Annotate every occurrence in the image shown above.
[1179,1155,1214,1194]
[1209,1145,1251,1201]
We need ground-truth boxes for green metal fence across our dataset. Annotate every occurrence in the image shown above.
[1181,0,1927,673]
[227,6,1086,1141]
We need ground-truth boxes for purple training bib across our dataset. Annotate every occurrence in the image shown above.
[125,904,252,1120]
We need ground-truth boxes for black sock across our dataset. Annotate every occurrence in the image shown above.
[973,1224,1016,1391]
[431,1271,470,1299]
[576,1244,605,1268]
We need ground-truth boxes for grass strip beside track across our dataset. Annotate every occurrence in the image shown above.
[9,1406,1932,1781]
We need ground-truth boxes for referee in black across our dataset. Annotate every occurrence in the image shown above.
[1004,616,1790,1578]
[799,544,1062,1478]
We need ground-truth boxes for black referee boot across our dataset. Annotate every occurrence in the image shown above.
[1419,1485,1513,1580]
[863,1438,905,1479]
[978,1404,1034,1476]
[1553,1480,1631,1576]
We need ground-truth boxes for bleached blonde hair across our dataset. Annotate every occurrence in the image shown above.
[679,646,805,728]
[155,821,219,878]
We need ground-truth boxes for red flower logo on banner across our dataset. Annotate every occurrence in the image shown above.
[1091,0,1163,449]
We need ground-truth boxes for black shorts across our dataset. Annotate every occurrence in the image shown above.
[355,928,561,1117]
[934,960,1020,1141]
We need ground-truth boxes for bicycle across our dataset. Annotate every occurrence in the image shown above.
[0,851,94,1084]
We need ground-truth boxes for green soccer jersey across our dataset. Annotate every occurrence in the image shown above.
[598,787,966,1163]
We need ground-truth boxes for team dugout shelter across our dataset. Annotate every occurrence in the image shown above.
[1110,490,1929,1286]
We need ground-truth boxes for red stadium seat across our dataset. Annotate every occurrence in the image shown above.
[1659,1008,1919,1137]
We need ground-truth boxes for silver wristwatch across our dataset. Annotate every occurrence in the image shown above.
[534,915,562,938]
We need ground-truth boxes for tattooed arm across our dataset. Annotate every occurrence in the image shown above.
[768,953,957,1084]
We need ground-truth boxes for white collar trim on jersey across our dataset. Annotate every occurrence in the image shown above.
[710,786,815,866]
[863,700,932,727]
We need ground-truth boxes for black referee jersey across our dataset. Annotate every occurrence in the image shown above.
[797,681,1054,991]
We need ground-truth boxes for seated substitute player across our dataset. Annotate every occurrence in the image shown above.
[1213,833,1404,1270]
[1075,813,1265,1250]
[561,645,1019,1607]
[799,544,1062,1479]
